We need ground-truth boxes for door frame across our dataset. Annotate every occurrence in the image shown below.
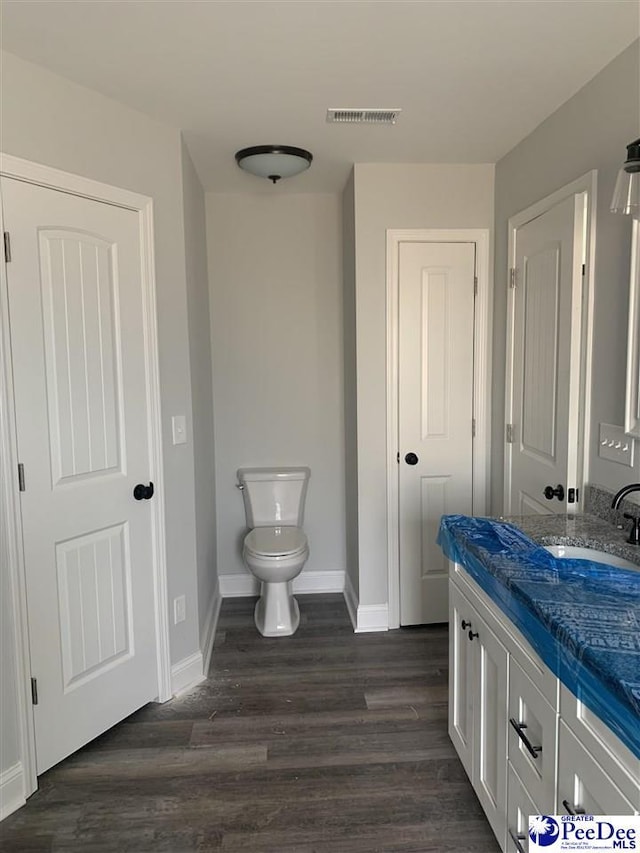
[0,154,172,800]
[503,171,597,515]
[386,229,492,630]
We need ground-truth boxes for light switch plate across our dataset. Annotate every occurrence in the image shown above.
[172,415,187,446]
[173,595,186,624]
[598,423,635,467]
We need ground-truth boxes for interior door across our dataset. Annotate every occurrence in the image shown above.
[398,241,475,625]
[1,176,159,773]
[507,194,585,515]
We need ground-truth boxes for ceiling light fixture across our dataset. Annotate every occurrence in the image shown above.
[611,138,640,215]
[235,145,313,184]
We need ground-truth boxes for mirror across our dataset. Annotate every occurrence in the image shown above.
[625,218,640,437]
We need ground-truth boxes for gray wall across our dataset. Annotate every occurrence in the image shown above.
[0,50,201,664]
[351,163,495,607]
[181,140,218,647]
[205,192,346,580]
[492,40,640,513]
[342,171,359,597]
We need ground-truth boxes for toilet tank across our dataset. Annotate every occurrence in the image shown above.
[237,467,310,528]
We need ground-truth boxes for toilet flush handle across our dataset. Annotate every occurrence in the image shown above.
[236,483,245,490]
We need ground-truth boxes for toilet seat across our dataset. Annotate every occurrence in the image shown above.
[244,526,307,559]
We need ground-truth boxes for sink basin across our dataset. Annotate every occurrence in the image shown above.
[544,544,639,571]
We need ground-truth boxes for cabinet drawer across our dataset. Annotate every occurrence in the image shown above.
[506,623,558,708]
[506,763,539,853]
[508,659,557,811]
[557,721,637,815]
[560,683,640,799]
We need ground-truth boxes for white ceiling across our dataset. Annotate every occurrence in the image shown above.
[1,1,638,193]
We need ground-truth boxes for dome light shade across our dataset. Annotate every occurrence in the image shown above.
[611,138,640,215]
[235,145,313,184]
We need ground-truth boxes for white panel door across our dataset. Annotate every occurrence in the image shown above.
[1,177,159,773]
[399,242,475,625]
[508,194,585,515]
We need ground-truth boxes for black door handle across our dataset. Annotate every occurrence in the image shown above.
[405,452,419,465]
[133,482,154,501]
[543,484,565,501]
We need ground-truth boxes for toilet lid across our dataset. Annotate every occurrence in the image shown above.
[245,526,307,557]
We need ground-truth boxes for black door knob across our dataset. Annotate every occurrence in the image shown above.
[543,484,565,501]
[404,452,419,465]
[133,482,154,501]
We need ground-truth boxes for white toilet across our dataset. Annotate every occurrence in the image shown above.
[237,467,310,637]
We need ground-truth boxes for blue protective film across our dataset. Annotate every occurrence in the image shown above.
[438,515,640,759]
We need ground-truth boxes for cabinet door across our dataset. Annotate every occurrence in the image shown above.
[557,721,636,815]
[507,763,539,853]
[508,659,557,811]
[449,583,475,780]
[473,612,509,850]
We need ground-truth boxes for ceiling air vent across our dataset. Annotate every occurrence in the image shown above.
[326,108,402,125]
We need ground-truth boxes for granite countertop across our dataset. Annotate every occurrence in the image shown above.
[502,512,640,568]
[438,514,640,759]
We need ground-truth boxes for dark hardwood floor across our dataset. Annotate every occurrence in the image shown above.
[0,594,499,853]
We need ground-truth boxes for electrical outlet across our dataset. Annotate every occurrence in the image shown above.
[173,595,186,624]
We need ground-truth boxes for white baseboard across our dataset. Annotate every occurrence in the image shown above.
[171,579,222,696]
[342,573,389,633]
[355,603,389,633]
[219,569,345,598]
[343,572,358,631]
[170,650,205,696]
[296,570,344,594]
[201,580,221,680]
[0,762,25,821]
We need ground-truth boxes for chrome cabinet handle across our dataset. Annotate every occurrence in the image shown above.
[509,829,527,853]
[509,718,542,760]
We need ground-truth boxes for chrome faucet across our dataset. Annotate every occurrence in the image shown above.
[611,484,640,544]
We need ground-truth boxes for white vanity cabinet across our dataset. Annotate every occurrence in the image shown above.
[557,722,637,816]
[449,583,508,847]
[449,561,640,852]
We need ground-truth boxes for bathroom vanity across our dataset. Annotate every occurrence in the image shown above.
[440,514,640,853]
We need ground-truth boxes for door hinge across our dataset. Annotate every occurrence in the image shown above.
[474,275,478,296]
[472,418,476,438]
[506,423,515,444]
[30,677,38,705]
[18,463,25,492]
[3,232,11,263]
[581,263,586,277]
[509,267,517,289]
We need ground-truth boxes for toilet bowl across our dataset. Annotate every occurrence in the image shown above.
[237,467,310,636]
[243,526,309,636]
